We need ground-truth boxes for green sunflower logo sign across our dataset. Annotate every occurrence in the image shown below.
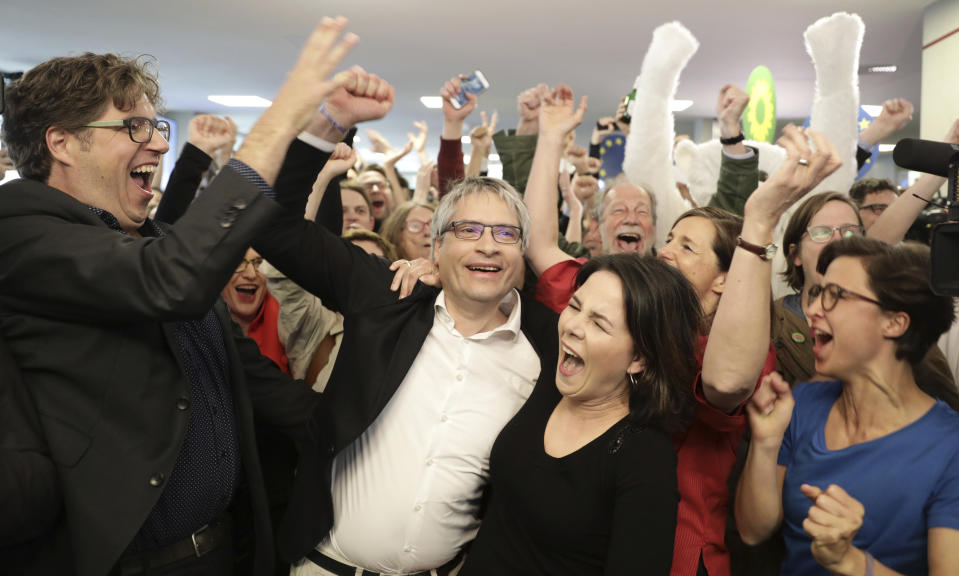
[743,66,777,143]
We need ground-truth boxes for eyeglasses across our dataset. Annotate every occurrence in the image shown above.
[361,181,390,192]
[405,219,432,234]
[859,203,889,215]
[445,220,522,244]
[234,256,264,274]
[807,282,883,312]
[803,224,864,243]
[83,117,171,144]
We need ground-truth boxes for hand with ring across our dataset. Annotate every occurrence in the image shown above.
[389,258,441,299]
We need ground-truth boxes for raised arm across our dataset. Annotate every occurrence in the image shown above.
[0,17,358,324]
[524,85,587,276]
[466,111,497,178]
[305,141,356,222]
[437,76,475,197]
[492,83,549,194]
[736,372,792,544]
[709,84,759,216]
[155,114,235,224]
[703,126,841,411]
[378,129,414,204]
[868,118,958,244]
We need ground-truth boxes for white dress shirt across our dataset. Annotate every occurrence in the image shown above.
[314,289,540,573]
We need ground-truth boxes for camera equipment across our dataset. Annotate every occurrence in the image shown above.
[893,138,959,295]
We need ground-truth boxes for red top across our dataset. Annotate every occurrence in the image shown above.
[246,291,291,376]
[437,137,465,199]
[536,259,776,576]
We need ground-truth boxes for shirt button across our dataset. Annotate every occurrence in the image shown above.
[441,415,448,422]
[426,458,434,466]
[414,503,422,511]
[176,398,190,411]
[456,374,463,381]
[404,545,412,553]
[149,473,165,487]
[233,198,248,210]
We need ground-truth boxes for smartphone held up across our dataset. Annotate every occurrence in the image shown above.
[449,70,490,109]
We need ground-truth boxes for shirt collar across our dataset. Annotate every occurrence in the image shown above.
[86,205,163,238]
[434,289,523,341]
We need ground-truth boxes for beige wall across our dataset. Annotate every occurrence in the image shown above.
[922,0,959,141]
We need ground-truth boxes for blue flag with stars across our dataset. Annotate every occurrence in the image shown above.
[598,132,626,181]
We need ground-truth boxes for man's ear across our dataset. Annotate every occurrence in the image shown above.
[45,126,75,167]
[882,310,910,340]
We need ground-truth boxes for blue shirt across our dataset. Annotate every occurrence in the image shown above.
[778,380,959,575]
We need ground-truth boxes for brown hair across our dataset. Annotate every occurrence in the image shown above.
[342,229,398,261]
[2,53,162,182]
[817,237,954,365]
[379,200,435,260]
[340,179,373,213]
[671,206,743,273]
[848,177,899,205]
[781,192,862,291]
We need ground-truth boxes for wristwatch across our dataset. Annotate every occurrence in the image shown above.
[736,236,778,261]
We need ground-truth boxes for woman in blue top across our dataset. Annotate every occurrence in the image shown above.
[736,236,959,575]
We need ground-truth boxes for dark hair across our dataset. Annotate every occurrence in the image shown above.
[2,53,162,182]
[848,178,899,205]
[817,236,954,365]
[781,192,862,291]
[342,228,398,261]
[576,254,702,434]
[672,206,743,272]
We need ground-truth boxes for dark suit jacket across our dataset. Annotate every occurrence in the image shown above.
[0,167,323,576]
[253,142,560,563]
[0,326,61,571]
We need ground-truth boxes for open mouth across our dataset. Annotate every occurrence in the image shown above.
[371,200,386,210]
[812,328,833,357]
[130,164,156,195]
[234,285,259,303]
[615,232,642,252]
[559,343,585,377]
[467,264,501,274]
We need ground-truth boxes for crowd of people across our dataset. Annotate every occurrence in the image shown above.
[1,14,958,576]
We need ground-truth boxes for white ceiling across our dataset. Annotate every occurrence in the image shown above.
[1,0,931,166]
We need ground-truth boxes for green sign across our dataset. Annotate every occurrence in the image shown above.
[743,66,777,143]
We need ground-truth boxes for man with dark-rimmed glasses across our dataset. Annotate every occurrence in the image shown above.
[0,18,378,576]
[250,176,557,575]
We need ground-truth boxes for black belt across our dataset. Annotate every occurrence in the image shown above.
[111,515,232,576]
[306,548,464,576]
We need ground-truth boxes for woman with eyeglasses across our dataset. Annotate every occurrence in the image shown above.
[774,192,865,387]
[379,200,434,261]
[773,193,959,412]
[736,236,959,575]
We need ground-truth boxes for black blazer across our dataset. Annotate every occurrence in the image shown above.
[0,168,322,576]
[0,326,61,571]
[253,142,560,563]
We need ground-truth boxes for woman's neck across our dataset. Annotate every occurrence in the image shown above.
[836,361,933,441]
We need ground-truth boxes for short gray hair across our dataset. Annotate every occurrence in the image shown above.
[595,177,658,225]
[430,177,531,256]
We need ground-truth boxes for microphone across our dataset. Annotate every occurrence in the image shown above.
[893,139,959,177]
